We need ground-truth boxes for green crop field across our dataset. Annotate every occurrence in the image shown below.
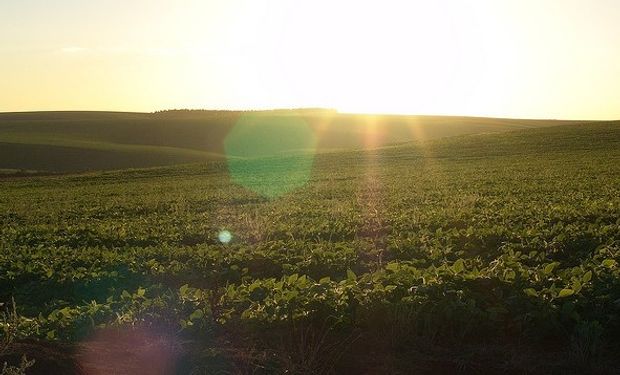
[0,110,582,173]
[1,118,620,374]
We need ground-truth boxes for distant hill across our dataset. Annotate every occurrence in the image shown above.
[382,120,620,159]
[0,109,589,172]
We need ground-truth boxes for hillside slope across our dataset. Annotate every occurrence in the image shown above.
[382,120,620,159]
[0,110,585,172]
[1,117,619,374]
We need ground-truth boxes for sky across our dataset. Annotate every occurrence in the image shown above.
[1,0,619,119]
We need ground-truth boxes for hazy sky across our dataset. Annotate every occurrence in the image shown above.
[1,0,619,119]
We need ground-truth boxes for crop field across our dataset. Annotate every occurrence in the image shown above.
[0,110,580,173]
[1,119,620,374]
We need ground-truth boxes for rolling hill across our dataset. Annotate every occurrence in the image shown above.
[1,117,619,374]
[0,110,588,172]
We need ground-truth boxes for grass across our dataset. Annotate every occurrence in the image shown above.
[0,119,619,373]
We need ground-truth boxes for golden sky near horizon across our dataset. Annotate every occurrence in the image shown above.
[1,0,619,119]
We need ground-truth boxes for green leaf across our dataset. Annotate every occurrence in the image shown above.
[179,284,190,297]
[248,280,261,292]
[523,288,538,297]
[319,276,331,284]
[544,262,559,274]
[582,270,592,283]
[346,269,357,281]
[385,262,400,272]
[189,309,204,321]
[46,330,56,340]
[558,288,574,298]
[58,307,72,318]
[452,259,465,274]
[136,287,146,297]
[284,290,299,301]
[287,274,299,284]
[602,259,616,268]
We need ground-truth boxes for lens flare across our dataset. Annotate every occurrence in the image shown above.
[224,112,317,198]
[218,230,232,244]
[78,326,180,375]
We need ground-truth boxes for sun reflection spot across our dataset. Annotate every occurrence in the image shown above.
[218,230,232,244]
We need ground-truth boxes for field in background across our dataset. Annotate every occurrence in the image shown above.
[0,110,586,172]
[1,120,619,374]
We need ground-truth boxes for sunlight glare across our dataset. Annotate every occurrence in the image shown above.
[218,230,232,244]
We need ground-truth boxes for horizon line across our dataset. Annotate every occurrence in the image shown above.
[0,108,617,122]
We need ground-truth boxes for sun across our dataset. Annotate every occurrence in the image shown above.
[210,1,491,116]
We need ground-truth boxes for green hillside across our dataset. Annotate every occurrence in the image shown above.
[387,120,620,158]
[0,110,586,172]
[1,121,619,373]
